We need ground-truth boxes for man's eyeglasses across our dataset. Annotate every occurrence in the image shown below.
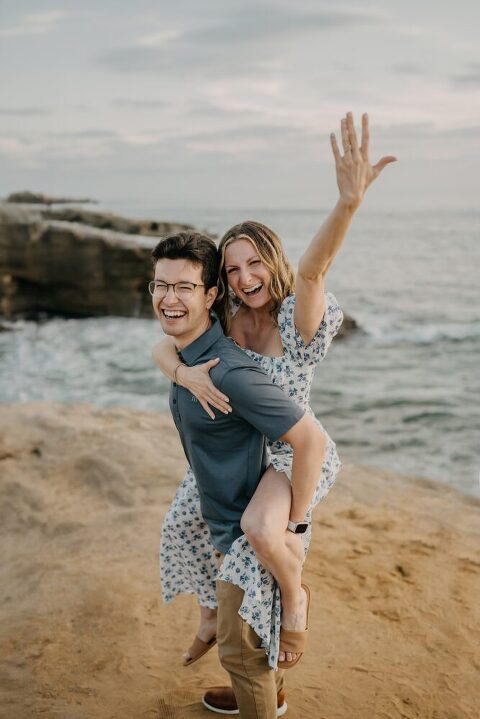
[148,280,205,299]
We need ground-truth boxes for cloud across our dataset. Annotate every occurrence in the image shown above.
[0,130,119,164]
[451,62,480,87]
[184,99,267,119]
[183,123,296,142]
[190,7,381,45]
[110,99,167,109]
[374,122,435,139]
[176,121,326,158]
[441,125,480,138]
[0,11,66,38]
[95,7,383,76]
[136,30,182,48]
[0,136,30,155]
[0,118,311,168]
[390,63,425,75]
[52,129,120,139]
[371,122,480,142]
[0,106,51,117]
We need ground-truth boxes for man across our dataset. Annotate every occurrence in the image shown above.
[151,231,326,718]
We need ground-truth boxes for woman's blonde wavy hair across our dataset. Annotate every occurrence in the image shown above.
[215,220,296,334]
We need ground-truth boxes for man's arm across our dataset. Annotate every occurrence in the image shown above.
[279,415,327,523]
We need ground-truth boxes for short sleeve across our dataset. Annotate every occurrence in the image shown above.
[279,292,343,366]
[219,366,305,442]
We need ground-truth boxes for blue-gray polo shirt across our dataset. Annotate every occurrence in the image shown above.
[169,317,305,554]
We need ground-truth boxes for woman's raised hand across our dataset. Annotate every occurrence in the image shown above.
[176,358,231,420]
[330,112,397,210]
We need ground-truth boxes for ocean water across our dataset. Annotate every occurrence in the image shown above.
[1,206,479,497]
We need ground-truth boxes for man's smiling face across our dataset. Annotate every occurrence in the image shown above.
[152,258,217,348]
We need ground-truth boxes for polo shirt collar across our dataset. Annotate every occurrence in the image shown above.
[180,316,224,365]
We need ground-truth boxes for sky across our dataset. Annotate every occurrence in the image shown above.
[1,0,479,211]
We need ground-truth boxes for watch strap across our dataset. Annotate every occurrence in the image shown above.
[287,519,310,534]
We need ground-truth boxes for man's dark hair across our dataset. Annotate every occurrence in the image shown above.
[151,231,219,290]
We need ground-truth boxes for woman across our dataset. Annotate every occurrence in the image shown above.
[155,113,396,668]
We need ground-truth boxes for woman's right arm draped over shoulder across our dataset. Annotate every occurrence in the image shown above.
[152,337,231,419]
[152,335,183,382]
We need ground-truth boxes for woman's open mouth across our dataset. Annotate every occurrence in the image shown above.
[242,283,263,298]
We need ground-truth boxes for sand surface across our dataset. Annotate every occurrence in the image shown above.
[0,402,479,719]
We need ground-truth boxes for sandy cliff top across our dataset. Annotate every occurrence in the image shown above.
[0,402,478,718]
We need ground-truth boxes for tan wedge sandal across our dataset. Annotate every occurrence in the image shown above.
[182,635,217,666]
[277,583,311,669]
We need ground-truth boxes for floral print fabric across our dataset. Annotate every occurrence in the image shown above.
[160,292,343,668]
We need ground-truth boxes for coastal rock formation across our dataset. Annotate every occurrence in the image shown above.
[0,402,478,718]
[338,312,356,336]
[7,190,96,205]
[0,202,193,319]
[40,206,194,238]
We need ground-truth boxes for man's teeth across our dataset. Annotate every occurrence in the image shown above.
[243,283,262,295]
[163,310,186,318]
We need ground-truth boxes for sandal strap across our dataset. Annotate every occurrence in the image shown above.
[186,635,216,659]
[279,628,308,654]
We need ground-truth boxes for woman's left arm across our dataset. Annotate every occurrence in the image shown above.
[295,112,397,343]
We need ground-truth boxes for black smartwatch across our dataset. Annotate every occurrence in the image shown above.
[287,519,310,534]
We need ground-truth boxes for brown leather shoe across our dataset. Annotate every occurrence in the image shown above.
[202,686,287,715]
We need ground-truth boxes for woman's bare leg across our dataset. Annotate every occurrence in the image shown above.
[240,465,308,663]
[162,469,219,664]
[183,464,308,663]
[183,605,217,662]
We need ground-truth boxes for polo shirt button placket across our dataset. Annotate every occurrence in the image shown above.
[173,386,181,422]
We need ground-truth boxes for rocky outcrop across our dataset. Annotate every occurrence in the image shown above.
[338,312,357,336]
[7,190,96,205]
[6,194,194,238]
[0,203,193,319]
[40,206,194,237]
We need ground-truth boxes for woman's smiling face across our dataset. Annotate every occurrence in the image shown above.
[224,238,272,308]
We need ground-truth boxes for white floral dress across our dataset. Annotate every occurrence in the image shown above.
[160,292,343,668]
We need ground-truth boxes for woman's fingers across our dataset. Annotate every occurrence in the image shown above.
[199,393,231,418]
[207,392,232,414]
[330,132,341,163]
[340,117,351,157]
[204,357,221,370]
[199,398,215,420]
[197,381,230,409]
[373,155,397,176]
[197,386,231,414]
[212,402,231,415]
[200,357,230,404]
[360,112,369,160]
[346,112,361,161]
[202,358,230,401]
[205,383,230,406]
[334,113,367,162]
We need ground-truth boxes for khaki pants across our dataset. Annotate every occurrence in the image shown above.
[216,574,285,719]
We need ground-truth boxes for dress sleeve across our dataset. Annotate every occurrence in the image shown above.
[279,292,343,366]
